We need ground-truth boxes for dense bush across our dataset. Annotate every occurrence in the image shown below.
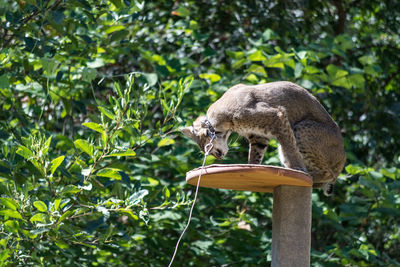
[0,0,399,266]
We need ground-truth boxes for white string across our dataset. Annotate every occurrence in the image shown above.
[168,142,214,267]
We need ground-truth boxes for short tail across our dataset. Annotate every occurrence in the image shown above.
[322,183,334,196]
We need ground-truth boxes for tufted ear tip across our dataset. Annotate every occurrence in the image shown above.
[198,116,208,128]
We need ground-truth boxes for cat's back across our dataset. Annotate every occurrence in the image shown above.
[221,81,333,124]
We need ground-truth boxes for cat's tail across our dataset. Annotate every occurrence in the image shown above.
[322,182,334,196]
[312,169,336,196]
[323,168,338,196]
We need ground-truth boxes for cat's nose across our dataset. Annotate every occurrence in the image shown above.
[214,149,224,159]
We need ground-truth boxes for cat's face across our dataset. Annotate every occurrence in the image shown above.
[181,116,230,160]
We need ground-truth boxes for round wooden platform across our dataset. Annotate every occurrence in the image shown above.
[186,164,312,193]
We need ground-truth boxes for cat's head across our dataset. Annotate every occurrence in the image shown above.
[181,116,230,160]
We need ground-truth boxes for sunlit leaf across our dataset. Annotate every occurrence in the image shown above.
[82,122,104,134]
[248,50,267,61]
[4,220,19,234]
[98,106,115,120]
[62,185,80,195]
[42,136,52,157]
[50,155,65,175]
[54,199,61,211]
[157,138,175,147]
[0,209,22,219]
[16,145,33,159]
[0,198,19,211]
[55,240,70,249]
[33,201,48,212]
[74,139,93,156]
[127,190,149,205]
[30,213,47,223]
[96,168,122,180]
[41,57,60,77]
[172,6,190,17]
[199,73,221,83]
[108,149,136,157]
[105,25,126,35]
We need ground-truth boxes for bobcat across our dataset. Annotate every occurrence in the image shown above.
[182,81,346,195]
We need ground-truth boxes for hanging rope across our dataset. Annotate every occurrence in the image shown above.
[168,136,215,267]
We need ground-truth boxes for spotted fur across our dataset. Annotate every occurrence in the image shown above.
[182,82,346,196]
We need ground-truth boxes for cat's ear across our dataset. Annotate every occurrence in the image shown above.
[199,116,208,128]
[181,126,195,139]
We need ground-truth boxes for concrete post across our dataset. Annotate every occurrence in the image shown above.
[271,185,312,267]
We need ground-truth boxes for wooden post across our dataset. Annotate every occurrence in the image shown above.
[185,164,313,266]
[271,186,312,267]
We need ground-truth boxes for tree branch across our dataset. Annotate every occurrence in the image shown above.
[331,0,346,35]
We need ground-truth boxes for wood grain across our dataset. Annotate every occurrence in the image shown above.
[186,164,312,193]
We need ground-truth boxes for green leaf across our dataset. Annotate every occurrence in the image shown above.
[0,75,9,89]
[118,209,139,220]
[164,187,170,198]
[232,58,247,69]
[98,106,115,120]
[110,30,129,42]
[108,149,136,157]
[157,138,175,147]
[173,6,190,17]
[51,10,65,24]
[247,64,266,76]
[248,50,267,61]
[33,201,48,212]
[348,73,365,89]
[226,50,244,59]
[30,213,47,223]
[55,240,70,249]
[96,168,122,180]
[58,210,73,223]
[105,25,126,35]
[42,136,52,157]
[4,220,19,234]
[294,62,304,78]
[0,249,10,263]
[326,64,348,79]
[142,73,158,87]
[74,139,93,156]
[16,145,33,159]
[82,122,104,133]
[20,229,38,239]
[0,209,22,219]
[82,68,97,83]
[262,29,279,40]
[264,54,285,69]
[50,155,65,174]
[199,73,221,83]
[41,57,60,77]
[0,198,19,211]
[62,185,80,195]
[127,189,149,205]
[54,199,61,211]
[246,74,258,83]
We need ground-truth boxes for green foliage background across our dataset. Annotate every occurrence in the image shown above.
[0,0,400,266]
